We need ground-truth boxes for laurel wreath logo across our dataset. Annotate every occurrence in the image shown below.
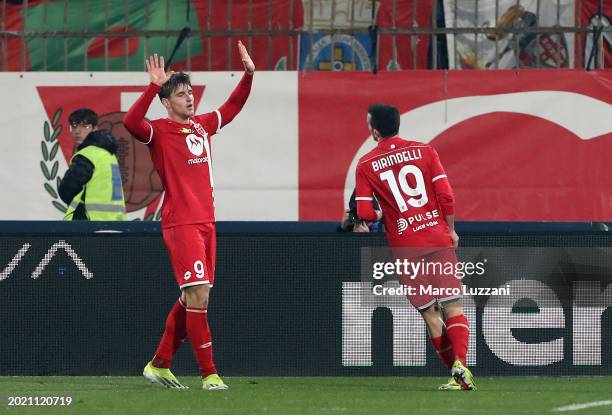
[41,108,66,214]
[141,206,162,221]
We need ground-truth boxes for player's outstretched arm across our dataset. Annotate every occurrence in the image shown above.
[124,54,174,143]
[238,40,255,74]
[209,41,254,130]
[429,147,458,247]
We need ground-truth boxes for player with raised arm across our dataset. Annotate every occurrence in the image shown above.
[355,104,475,391]
[123,41,254,391]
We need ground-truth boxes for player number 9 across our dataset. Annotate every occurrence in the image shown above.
[380,165,428,212]
[194,260,205,279]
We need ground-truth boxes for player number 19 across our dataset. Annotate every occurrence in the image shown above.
[380,165,428,212]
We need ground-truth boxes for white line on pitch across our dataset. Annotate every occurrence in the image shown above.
[553,400,612,412]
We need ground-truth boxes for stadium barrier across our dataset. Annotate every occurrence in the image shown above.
[0,221,610,376]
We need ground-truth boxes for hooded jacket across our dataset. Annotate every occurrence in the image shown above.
[58,130,120,220]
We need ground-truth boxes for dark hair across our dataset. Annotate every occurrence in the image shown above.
[159,72,192,101]
[368,103,400,138]
[68,108,98,126]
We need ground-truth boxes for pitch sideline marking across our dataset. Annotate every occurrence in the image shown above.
[553,400,612,412]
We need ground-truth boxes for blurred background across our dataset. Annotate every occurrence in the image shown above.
[0,0,610,222]
[1,0,610,72]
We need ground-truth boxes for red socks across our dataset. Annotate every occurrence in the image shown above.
[186,307,217,377]
[151,298,217,377]
[445,314,470,365]
[152,298,187,368]
[430,334,455,369]
[432,315,469,368]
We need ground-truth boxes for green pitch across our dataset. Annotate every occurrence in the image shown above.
[1,377,611,414]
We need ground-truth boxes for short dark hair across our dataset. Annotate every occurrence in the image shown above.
[159,72,192,101]
[368,104,400,138]
[68,108,98,126]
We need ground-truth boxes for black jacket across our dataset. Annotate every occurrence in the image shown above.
[58,130,119,220]
[336,189,381,232]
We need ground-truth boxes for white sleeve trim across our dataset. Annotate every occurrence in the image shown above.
[139,121,154,145]
[214,110,222,133]
[186,308,208,314]
[355,197,373,201]
[446,323,469,330]
[432,174,447,183]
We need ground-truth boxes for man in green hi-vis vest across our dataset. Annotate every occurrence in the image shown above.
[59,110,126,221]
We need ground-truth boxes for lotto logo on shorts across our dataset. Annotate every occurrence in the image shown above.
[184,271,192,280]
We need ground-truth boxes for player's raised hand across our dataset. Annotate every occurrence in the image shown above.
[145,54,174,86]
[237,40,255,74]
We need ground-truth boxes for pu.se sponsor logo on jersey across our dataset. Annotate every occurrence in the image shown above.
[399,209,441,234]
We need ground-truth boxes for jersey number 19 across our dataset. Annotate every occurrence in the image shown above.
[379,165,428,212]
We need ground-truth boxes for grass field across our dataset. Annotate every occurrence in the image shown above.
[1,377,612,414]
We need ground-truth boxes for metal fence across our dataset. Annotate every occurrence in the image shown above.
[1,0,609,71]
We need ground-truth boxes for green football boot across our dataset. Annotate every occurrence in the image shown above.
[202,373,229,391]
[451,360,477,391]
[438,377,462,391]
[143,362,188,389]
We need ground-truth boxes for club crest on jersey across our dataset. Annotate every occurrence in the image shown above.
[189,119,208,137]
[186,134,204,156]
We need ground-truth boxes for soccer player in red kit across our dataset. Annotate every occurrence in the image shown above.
[123,42,254,390]
[355,104,476,391]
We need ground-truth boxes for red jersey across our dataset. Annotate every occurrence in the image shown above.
[355,137,455,248]
[124,73,252,228]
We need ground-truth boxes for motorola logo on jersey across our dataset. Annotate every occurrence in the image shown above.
[187,156,210,165]
[186,133,204,156]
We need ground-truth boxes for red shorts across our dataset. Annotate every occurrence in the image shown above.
[162,223,216,289]
[397,247,463,311]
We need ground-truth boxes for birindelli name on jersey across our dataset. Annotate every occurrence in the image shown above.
[372,148,422,172]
